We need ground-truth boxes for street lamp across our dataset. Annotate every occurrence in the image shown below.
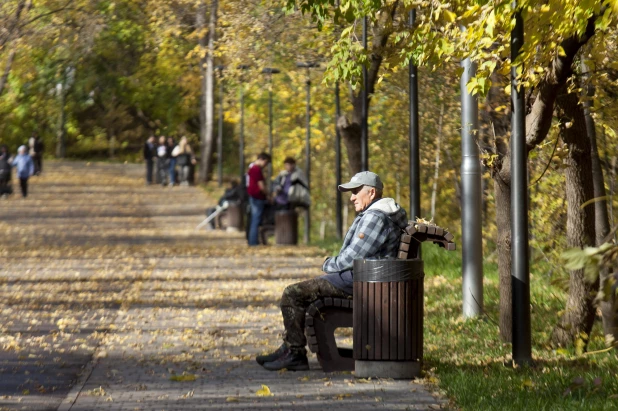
[409,10,421,233]
[361,16,369,172]
[238,64,250,179]
[510,3,532,365]
[296,61,319,244]
[335,80,343,240]
[261,67,281,184]
[216,65,225,187]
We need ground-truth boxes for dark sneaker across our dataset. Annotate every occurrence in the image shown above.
[256,343,288,366]
[262,350,309,371]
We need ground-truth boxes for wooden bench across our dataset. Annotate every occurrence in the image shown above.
[305,221,456,372]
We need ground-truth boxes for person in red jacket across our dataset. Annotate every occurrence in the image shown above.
[246,152,271,245]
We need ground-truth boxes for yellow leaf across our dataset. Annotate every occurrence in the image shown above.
[444,10,457,23]
[256,384,274,397]
[226,396,239,402]
[170,374,196,382]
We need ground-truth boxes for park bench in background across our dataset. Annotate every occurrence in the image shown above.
[304,221,456,373]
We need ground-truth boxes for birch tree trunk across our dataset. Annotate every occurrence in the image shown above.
[198,0,218,182]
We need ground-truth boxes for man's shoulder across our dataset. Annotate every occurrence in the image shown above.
[249,164,263,175]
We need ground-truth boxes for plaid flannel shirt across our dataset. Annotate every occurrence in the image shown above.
[322,199,407,274]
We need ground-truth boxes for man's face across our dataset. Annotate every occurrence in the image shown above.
[284,163,295,173]
[148,136,155,143]
[159,137,165,144]
[350,185,375,212]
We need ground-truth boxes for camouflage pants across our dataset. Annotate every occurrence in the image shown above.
[280,277,352,354]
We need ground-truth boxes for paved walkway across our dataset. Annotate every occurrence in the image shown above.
[0,161,446,411]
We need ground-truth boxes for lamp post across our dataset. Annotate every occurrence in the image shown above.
[297,61,319,244]
[409,9,420,230]
[335,81,343,239]
[460,48,484,318]
[238,64,250,179]
[262,67,281,184]
[361,16,369,171]
[510,2,532,365]
[216,65,225,187]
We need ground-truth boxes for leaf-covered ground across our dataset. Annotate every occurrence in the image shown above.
[0,161,445,410]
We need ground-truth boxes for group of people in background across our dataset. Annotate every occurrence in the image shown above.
[0,132,44,199]
[143,135,196,187]
[246,153,310,246]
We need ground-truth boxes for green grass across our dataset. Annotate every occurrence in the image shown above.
[317,241,618,410]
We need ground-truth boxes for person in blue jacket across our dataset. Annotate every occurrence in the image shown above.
[11,145,35,198]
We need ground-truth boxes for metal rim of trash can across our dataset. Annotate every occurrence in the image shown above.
[353,258,424,282]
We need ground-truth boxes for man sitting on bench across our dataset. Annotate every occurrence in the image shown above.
[257,171,408,371]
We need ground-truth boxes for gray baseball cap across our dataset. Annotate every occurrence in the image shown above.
[338,171,383,192]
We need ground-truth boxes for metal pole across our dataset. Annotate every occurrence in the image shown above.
[239,84,245,179]
[335,81,343,239]
[361,16,369,171]
[261,68,280,187]
[460,54,483,318]
[305,74,311,244]
[268,86,273,180]
[510,3,532,365]
[409,10,421,249]
[217,69,224,187]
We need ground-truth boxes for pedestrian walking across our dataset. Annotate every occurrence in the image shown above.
[0,145,12,197]
[11,145,35,198]
[171,137,195,186]
[167,137,177,186]
[156,136,169,186]
[28,133,44,175]
[143,136,156,185]
[246,152,271,246]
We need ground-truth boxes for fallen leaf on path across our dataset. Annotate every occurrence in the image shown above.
[256,384,273,397]
[170,374,196,382]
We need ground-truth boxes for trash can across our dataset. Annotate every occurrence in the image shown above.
[353,258,424,379]
[226,201,244,232]
[275,210,298,245]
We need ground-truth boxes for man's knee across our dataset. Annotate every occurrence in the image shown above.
[281,283,301,306]
[281,280,314,307]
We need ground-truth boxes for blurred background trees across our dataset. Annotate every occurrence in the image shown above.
[2,0,618,347]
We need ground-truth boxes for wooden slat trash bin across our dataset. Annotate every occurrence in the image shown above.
[275,210,298,245]
[353,258,424,379]
[225,201,244,232]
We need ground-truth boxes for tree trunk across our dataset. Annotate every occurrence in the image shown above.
[0,0,27,50]
[337,5,399,176]
[487,17,598,342]
[551,91,599,347]
[198,0,218,182]
[55,81,66,158]
[494,160,513,342]
[581,62,618,343]
[443,144,462,206]
[0,48,16,97]
[430,102,444,218]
